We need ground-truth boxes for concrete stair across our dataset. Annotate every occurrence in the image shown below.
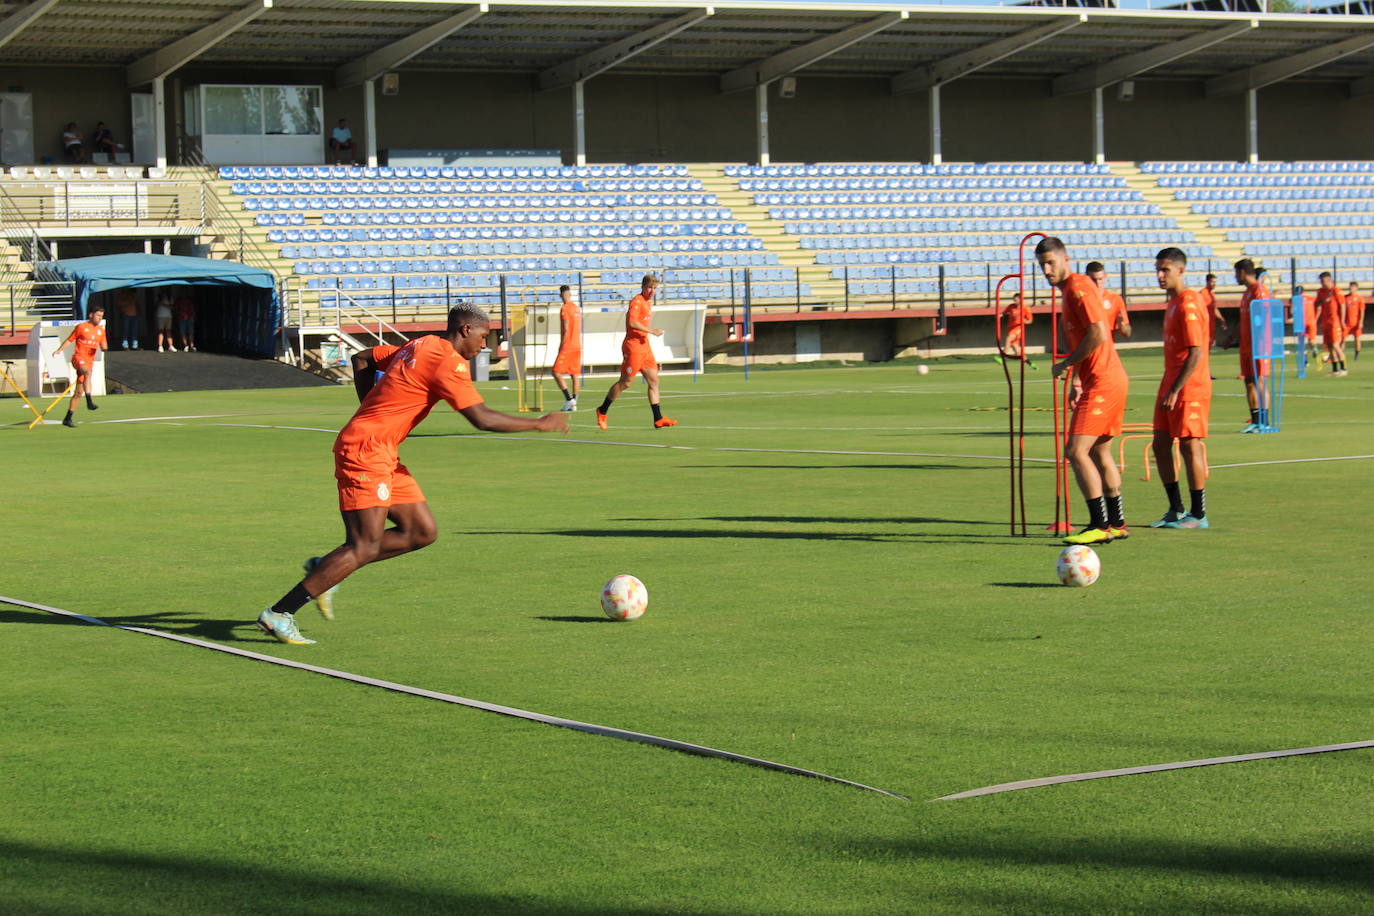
[1111,161,1243,270]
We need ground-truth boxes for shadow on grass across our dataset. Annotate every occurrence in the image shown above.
[473,528,1035,546]
[833,832,1374,895]
[0,607,265,644]
[535,615,613,623]
[616,514,1002,527]
[989,582,1063,589]
[678,463,974,471]
[0,838,677,916]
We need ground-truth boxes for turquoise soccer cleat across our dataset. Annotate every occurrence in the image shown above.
[1169,514,1209,529]
[257,609,316,645]
[305,556,337,620]
[1148,510,1183,528]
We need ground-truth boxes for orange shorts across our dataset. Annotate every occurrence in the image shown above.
[552,347,581,375]
[1067,384,1126,438]
[1154,395,1209,440]
[1004,326,1024,346]
[1322,324,1344,348]
[1240,349,1268,380]
[334,453,425,511]
[72,357,93,381]
[620,342,657,377]
[1348,324,1363,339]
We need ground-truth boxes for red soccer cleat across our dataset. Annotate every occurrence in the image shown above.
[596,410,608,430]
[653,417,678,428]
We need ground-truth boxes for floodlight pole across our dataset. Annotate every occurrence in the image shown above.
[153,76,167,169]
[929,83,942,165]
[1246,88,1259,164]
[755,83,770,166]
[1092,86,1105,165]
[364,78,378,167]
[574,79,587,166]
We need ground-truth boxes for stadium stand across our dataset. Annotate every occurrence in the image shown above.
[1140,161,1374,288]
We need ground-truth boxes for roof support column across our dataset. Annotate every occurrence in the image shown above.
[929,84,942,165]
[153,77,167,170]
[1092,86,1105,165]
[574,79,587,166]
[1246,88,1259,164]
[364,79,378,168]
[756,83,770,166]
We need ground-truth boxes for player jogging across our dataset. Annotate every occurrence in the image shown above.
[1346,282,1364,362]
[1036,237,1130,545]
[1148,248,1211,530]
[1314,272,1348,376]
[595,274,677,430]
[1226,259,1270,433]
[257,305,569,646]
[1197,273,1225,347]
[1085,261,1132,341]
[997,292,1034,367]
[53,306,108,428]
[551,285,581,411]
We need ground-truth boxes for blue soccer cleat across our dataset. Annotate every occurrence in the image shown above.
[305,557,337,620]
[1148,510,1183,528]
[1169,514,1209,529]
[256,609,316,645]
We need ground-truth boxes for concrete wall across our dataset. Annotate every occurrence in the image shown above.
[2,68,131,164]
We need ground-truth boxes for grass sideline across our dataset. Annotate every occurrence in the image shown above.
[3,350,1372,914]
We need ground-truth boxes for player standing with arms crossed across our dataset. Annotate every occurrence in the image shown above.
[1226,259,1270,433]
[53,305,107,428]
[1085,262,1132,341]
[1346,282,1364,363]
[595,274,677,430]
[551,285,582,411]
[1314,272,1348,376]
[256,305,569,646]
[1148,249,1211,530]
[1036,238,1130,545]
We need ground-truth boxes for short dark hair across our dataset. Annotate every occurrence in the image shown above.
[559,284,571,294]
[447,303,490,333]
[1205,273,1217,281]
[1084,261,1106,275]
[1348,281,1359,288]
[641,274,659,289]
[1156,247,1188,266]
[88,305,105,316]
[1234,258,1262,277]
[1034,237,1065,257]
[1318,271,1333,281]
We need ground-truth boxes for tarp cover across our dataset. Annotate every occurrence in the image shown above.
[41,254,280,357]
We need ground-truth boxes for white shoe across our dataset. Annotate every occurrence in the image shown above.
[158,346,164,352]
[561,398,577,412]
[169,346,178,352]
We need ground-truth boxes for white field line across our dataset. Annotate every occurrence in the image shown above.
[1209,454,1374,470]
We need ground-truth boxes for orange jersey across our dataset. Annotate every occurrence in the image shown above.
[625,293,652,346]
[1315,287,1345,330]
[1101,290,1128,332]
[1160,289,1211,403]
[1058,273,1127,392]
[1302,294,1317,333]
[335,335,483,465]
[68,321,108,361]
[558,299,581,353]
[1346,294,1365,332]
[1003,303,1032,328]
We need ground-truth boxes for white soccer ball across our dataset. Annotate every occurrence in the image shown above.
[1057,545,1101,587]
[917,364,929,375]
[601,574,648,620]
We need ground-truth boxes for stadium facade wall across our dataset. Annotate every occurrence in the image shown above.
[9,65,1374,165]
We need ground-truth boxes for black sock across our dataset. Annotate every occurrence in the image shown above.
[1249,408,1259,424]
[1106,493,1125,528]
[651,402,663,422]
[85,395,97,410]
[271,582,312,615]
[556,383,571,400]
[598,397,613,415]
[64,409,74,421]
[1086,496,1107,529]
[1190,489,1206,520]
[1164,481,1185,514]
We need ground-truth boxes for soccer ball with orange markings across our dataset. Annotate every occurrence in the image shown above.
[1056,545,1100,587]
[601,574,648,620]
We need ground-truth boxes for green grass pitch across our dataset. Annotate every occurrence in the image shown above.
[2,350,1371,914]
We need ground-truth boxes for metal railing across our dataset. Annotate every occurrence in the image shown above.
[4,279,76,335]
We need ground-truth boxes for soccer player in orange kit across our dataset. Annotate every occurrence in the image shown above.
[256,305,569,646]
[1226,259,1271,433]
[1197,273,1225,347]
[1148,248,1211,530]
[998,291,1034,366]
[1346,281,1364,362]
[53,305,108,428]
[1086,261,1131,341]
[551,284,582,411]
[1314,271,1348,376]
[1037,238,1130,545]
[595,274,677,430]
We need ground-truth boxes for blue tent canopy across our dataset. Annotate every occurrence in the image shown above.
[42,254,280,357]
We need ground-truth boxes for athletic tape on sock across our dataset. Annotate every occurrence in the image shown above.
[1,594,907,801]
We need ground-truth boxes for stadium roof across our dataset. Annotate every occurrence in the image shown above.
[4,0,1374,95]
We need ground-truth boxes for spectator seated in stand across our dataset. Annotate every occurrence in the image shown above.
[62,123,84,163]
[329,119,357,165]
[90,122,123,160]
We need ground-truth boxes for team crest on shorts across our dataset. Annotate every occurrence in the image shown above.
[377,483,390,500]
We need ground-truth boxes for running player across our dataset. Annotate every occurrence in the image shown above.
[595,274,677,430]
[1346,281,1365,362]
[53,306,108,428]
[1148,248,1211,530]
[1225,259,1270,433]
[997,291,1034,367]
[1037,238,1130,545]
[1085,261,1132,341]
[1197,273,1225,347]
[1314,272,1348,376]
[551,285,582,411]
[256,305,570,646]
